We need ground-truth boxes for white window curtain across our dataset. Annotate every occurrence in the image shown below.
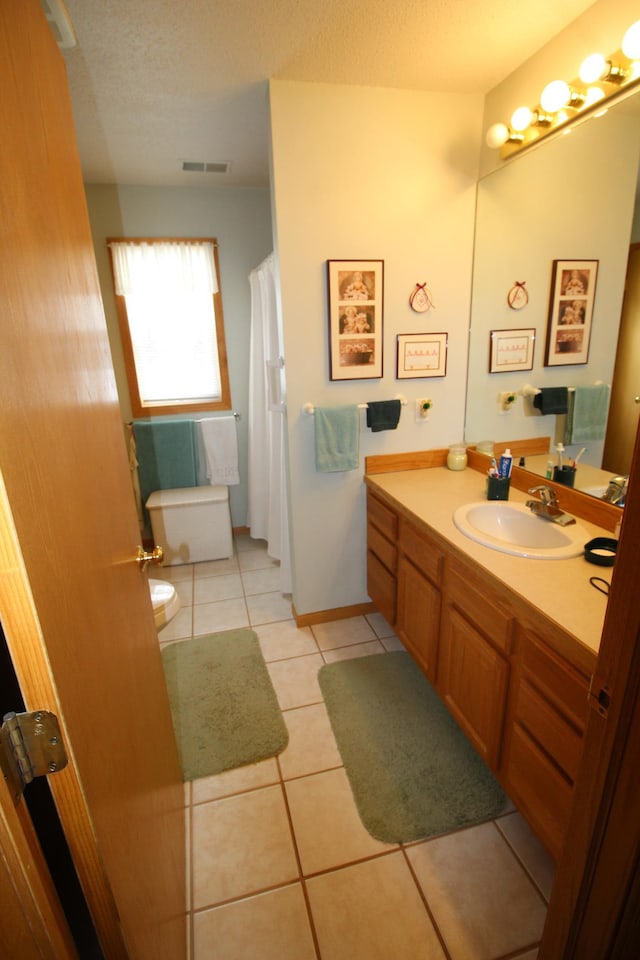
[110,241,218,296]
[109,241,221,404]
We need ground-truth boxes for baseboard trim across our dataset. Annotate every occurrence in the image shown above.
[292,601,376,628]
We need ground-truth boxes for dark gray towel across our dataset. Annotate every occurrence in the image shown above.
[532,387,569,415]
[366,399,402,432]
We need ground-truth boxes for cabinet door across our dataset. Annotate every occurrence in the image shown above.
[396,556,441,683]
[438,606,509,770]
[367,546,396,625]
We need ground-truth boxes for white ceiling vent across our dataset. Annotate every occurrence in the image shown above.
[181,161,231,174]
[39,0,77,49]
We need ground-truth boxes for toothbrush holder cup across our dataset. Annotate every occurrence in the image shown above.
[553,465,576,488]
[486,477,510,501]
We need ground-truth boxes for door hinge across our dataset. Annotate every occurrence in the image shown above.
[1,711,68,801]
[588,674,611,718]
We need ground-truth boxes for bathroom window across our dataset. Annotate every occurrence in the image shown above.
[108,238,231,417]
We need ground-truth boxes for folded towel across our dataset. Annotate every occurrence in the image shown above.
[196,417,240,485]
[563,384,610,443]
[366,399,402,432]
[532,387,569,415]
[314,405,360,473]
[133,419,197,507]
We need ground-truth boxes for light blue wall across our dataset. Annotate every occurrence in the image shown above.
[85,183,273,528]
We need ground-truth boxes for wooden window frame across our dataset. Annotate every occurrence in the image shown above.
[107,237,231,417]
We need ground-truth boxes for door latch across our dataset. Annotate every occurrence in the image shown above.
[0,710,68,801]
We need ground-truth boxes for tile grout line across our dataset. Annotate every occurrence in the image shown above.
[400,845,454,960]
[275,753,323,960]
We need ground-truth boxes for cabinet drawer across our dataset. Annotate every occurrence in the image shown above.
[367,521,397,573]
[521,630,589,731]
[515,679,584,783]
[398,518,443,586]
[367,492,398,541]
[507,723,574,862]
[446,565,514,655]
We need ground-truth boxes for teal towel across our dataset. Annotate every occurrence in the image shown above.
[563,384,610,443]
[314,405,360,473]
[366,399,402,432]
[133,419,198,507]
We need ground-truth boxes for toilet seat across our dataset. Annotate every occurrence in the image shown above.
[149,578,181,630]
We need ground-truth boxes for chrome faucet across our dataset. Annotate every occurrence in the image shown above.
[601,475,628,507]
[525,485,576,526]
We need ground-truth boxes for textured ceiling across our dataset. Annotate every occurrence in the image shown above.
[59,0,597,188]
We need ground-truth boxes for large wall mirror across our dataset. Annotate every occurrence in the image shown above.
[465,88,640,500]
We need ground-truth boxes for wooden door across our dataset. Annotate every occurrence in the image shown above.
[602,244,640,475]
[540,417,640,955]
[0,2,186,958]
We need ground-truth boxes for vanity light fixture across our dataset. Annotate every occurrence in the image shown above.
[486,19,640,159]
[485,122,523,149]
[579,53,627,85]
[622,20,640,60]
[510,106,553,132]
[540,80,586,113]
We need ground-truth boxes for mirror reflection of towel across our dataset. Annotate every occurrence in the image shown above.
[533,387,569,415]
[314,405,359,473]
[563,384,610,443]
[366,399,402,432]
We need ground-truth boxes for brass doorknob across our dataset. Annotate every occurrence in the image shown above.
[136,545,164,571]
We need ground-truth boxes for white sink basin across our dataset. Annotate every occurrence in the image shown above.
[453,501,589,559]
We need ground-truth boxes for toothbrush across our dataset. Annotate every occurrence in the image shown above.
[556,443,564,470]
[573,447,587,468]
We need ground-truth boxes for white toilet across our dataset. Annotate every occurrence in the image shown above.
[149,578,181,631]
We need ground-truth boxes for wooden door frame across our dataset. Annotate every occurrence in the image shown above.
[540,415,640,955]
[0,473,128,957]
[0,771,77,960]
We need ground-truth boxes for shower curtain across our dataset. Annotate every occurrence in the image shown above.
[248,253,291,593]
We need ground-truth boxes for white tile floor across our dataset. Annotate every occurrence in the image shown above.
[158,533,555,960]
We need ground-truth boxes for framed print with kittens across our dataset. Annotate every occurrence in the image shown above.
[327,259,384,380]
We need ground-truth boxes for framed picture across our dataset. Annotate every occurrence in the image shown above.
[489,328,535,373]
[327,260,383,380]
[396,332,448,379]
[544,259,598,366]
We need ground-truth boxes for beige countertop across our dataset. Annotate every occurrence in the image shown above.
[366,465,613,666]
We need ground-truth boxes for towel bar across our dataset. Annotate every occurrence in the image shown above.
[303,395,407,416]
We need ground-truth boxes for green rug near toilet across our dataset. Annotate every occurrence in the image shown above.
[161,629,288,781]
[319,651,506,844]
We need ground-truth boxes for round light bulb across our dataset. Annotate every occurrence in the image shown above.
[579,53,607,83]
[540,80,570,113]
[584,86,606,108]
[485,122,509,149]
[510,106,533,131]
[622,20,640,59]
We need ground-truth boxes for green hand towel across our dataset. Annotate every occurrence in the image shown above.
[314,405,359,473]
[563,384,610,443]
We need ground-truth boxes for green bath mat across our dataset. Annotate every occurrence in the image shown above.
[161,629,289,781]
[319,651,506,844]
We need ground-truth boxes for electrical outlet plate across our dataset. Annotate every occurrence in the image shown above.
[415,398,432,422]
[498,391,517,414]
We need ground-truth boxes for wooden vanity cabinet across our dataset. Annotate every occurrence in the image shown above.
[396,518,443,684]
[503,625,590,861]
[438,560,513,771]
[366,491,398,625]
[365,485,593,860]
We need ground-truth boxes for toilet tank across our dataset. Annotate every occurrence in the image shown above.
[146,486,232,565]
